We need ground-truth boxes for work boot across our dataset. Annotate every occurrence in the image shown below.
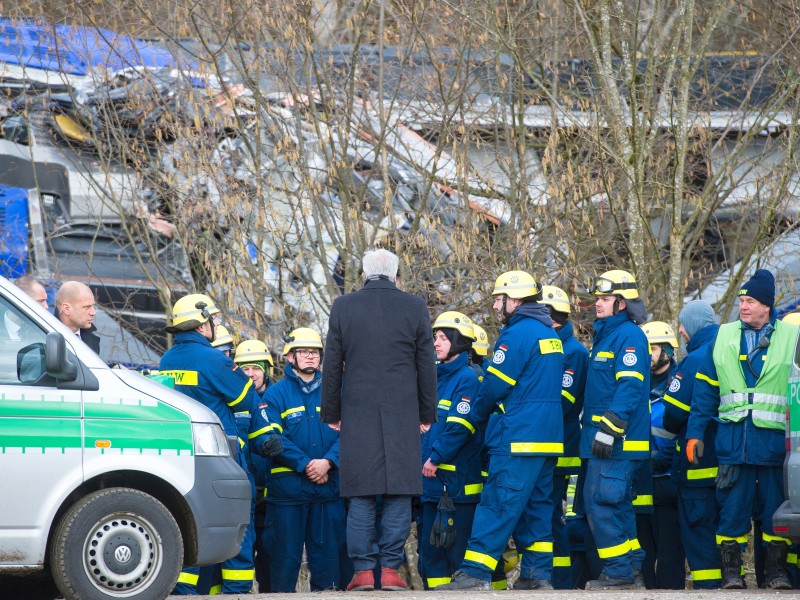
[765,541,792,590]
[437,570,493,590]
[633,568,645,589]
[514,577,553,590]
[585,572,637,590]
[719,540,744,589]
[380,567,408,591]
[346,570,375,591]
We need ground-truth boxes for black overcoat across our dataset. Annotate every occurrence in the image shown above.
[321,277,437,497]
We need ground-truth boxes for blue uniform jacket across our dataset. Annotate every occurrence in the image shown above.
[555,321,588,476]
[662,324,720,487]
[472,302,564,457]
[686,318,785,466]
[262,365,340,504]
[421,352,483,503]
[649,367,677,477]
[159,330,254,440]
[580,310,651,460]
[249,387,271,490]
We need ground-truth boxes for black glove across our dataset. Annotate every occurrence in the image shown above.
[258,433,283,457]
[591,411,627,459]
[715,463,740,490]
[430,489,456,549]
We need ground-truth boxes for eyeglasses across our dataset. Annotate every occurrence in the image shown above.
[295,349,321,358]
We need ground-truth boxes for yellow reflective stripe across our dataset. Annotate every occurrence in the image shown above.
[788,552,798,566]
[717,534,749,544]
[597,351,615,358]
[209,584,222,594]
[497,403,505,413]
[632,495,653,506]
[487,366,516,386]
[438,463,456,472]
[629,538,641,551]
[591,414,602,422]
[177,571,200,585]
[663,394,690,412]
[692,569,722,581]
[510,442,564,454]
[272,423,284,434]
[464,550,498,570]
[248,426,271,439]
[222,568,255,581]
[491,580,508,590]
[696,372,719,387]
[270,466,293,474]
[687,467,718,480]
[738,354,748,361]
[447,416,476,433]
[316,406,321,412]
[601,416,625,434]
[481,470,488,478]
[428,577,451,587]
[597,540,630,558]
[562,389,576,404]
[556,456,581,468]
[464,483,484,495]
[553,556,572,567]
[525,541,553,553]
[228,378,253,408]
[762,533,792,544]
[616,370,644,381]
[159,370,199,386]
[438,399,452,409]
[238,437,245,449]
[539,338,564,354]
[281,406,305,419]
[622,440,649,452]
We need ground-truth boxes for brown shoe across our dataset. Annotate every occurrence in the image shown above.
[346,570,375,591]
[380,567,408,591]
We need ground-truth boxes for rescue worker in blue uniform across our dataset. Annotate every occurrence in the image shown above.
[159,294,282,595]
[638,321,684,588]
[469,323,491,378]
[540,285,588,589]
[686,269,797,590]
[233,339,274,593]
[439,270,564,591]
[419,311,483,589]
[254,328,352,592]
[582,269,650,590]
[662,300,721,589]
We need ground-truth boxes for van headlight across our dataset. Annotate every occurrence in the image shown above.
[193,423,231,456]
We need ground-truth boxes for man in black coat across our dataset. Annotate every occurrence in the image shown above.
[322,248,437,591]
[54,281,101,354]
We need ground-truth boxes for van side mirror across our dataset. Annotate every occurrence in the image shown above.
[44,331,78,382]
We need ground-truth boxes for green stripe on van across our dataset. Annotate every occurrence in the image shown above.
[0,418,82,450]
[85,419,193,454]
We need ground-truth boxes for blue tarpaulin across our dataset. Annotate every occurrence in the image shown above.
[0,186,29,279]
[0,17,182,76]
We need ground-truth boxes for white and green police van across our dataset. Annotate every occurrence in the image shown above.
[774,332,800,542]
[0,276,251,600]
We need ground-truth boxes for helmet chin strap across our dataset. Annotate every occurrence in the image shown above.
[208,318,217,343]
[291,350,319,375]
[501,294,514,324]
[613,296,623,315]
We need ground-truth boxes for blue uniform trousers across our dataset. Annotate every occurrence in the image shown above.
[678,485,720,588]
[717,464,783,541]
[418,501,477,588]
[263,499,350,591]
[650,476,685,588]
[461,455,556,582]
[550,474,572,589]
[584,458,644,581]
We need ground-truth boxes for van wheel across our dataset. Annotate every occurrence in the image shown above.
[51,488,183,600]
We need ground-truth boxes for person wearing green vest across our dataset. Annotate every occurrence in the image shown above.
[686,269,798,590]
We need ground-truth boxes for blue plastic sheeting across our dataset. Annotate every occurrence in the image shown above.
[0,17,183,76]
[0,186,29,279]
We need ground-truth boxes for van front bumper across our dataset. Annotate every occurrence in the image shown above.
[184,455,252,565]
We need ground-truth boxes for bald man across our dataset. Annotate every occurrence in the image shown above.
[55,281,101,354]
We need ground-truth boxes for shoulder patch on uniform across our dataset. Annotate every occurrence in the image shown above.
[456,400,471,414]
[562,372,574,388]
[493,349,506,364]
[668,378,681,393]
[622,352,637,366]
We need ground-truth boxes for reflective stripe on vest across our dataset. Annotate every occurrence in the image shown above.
[713,321,798,431]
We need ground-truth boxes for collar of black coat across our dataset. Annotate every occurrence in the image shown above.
[363,276,396,289]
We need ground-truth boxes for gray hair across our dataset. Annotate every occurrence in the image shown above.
[362,249,399,280]
[14,275,44,295]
